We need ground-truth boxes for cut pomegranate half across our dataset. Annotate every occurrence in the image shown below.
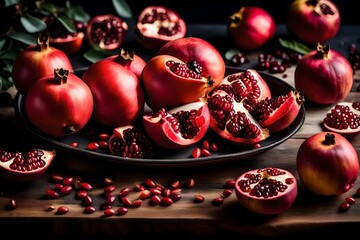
[322,102,360,138]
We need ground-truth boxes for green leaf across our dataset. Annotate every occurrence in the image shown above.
[20,13,47,33]
[279,38,312,55]
[0,48,22,61]
[7,30,37,45]
[56,15,76,33]
[83,49,114,63]
[112,0,133,19]
[67,5,91,23]
[5,0,19,8]
[39,2,59,15]
[224,48,241,61]
[0,38,6,50]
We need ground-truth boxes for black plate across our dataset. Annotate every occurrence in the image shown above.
[14,67,305,168]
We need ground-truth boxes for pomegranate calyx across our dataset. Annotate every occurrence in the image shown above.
[54,68,69,84]
[323,133,336,145]
[37,33,50,52]
[317,43,330,58]
[117,48,134,65]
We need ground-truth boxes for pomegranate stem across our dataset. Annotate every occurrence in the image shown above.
[54,68,69,85]
[37,33,50,52]
[317,43,330,58]
[323,133,336,145]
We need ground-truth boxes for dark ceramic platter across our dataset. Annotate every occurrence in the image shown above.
[14,67,305,168]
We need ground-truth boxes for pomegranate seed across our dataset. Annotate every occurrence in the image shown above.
[161,196,173,206]
[139,190,151,199]
[345,196,355,205]
[87,142,99,151]
[171,188,182,194]
[134,184,145,191]
[98,133,110,140]
[212,197,224,206]
[201,148,211,157]
[55,183,63,190]
[45,189,60,199]
[70,142,79,147]
[225,179,236,189]
[119,187,130,197]
[131,199,142,208]
[80,182,93,191]
[104,185,116,194]
[201,140,210,150]
[73,176,83,190]
[209,143,218,152]
[82,195,93,206]
[103,177,114,185]
[105,195,116,206]
[121,197,133,207]
[98,140,108,149]
[104,208,115,217]
[171,180,180,189]
[162,188,171,197]
[84,206,96,214]
[45,204,55,212]
[145,179,156,188]
[339,202,351,211]
[101,204,112,210]
[117,206,128,215]
[63,177,74,186]
[222,189,233,198]
[191,147,201,158]
[60,186,73,195]
[150,187,162,195]
[185,178,195,188]
[150,195,162,205]
[7,198,17,210]
[56,206,69,214]
[51,174,64,182]
[76,190,88,199]
[252,143,261,149]
[170,193,182,202]
[194,195,205,203]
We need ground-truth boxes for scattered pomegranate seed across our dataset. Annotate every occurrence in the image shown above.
[161,196,173,206]
[80,182,93,191]
[209,143,218,152]
[104,185,116,194]
[170,192,182,202]
[98,133,110,140]
[69,142,79,147]
[103,208,115,217]
[56,206,69,214]
[51,174,64,182]
[63,177,74,186]
[86,142,99,151]
[212,197,224,206]
[119,187,130,197]
[194,195,205,203]
[82,195,93,206]
[98,140,108,149]
[121,197,133,207]
[201,148,211,157]
[145,179,156,188]
[60,186,73,195]
[171,180,180,189]
[225,179,236,189]
[191,147,201,158]
[131,199,143,208]
[76,190,88,199]
[345,196,355,205]
[150,195,162,205]
[105,195,116,206]
[339,201,351,211]
[201,140,210,150]
[222,189,233,198]
[117,206,128,215]
[45,189,60,199]
[7,198,17,210]
[103,177,114,186]
[185,178,195,188]
[45,204,55,212]
[139,190,151,200]
[84,206,96,214]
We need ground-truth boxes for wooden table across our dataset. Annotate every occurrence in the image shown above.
[0,23,360,239]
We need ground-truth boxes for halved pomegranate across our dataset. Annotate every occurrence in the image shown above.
[86,14,128,51]
[136,5,186,50]
[143,99,210,149]
[141,54,214,111]
[0,148,56,182]
[322,102,360,138]
[247,91,305,133]
[108,125,153,159]
[235,167,298,215]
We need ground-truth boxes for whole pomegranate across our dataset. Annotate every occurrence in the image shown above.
[228,6,276,51]
[136,5,186,50]
[287,0,341,45]
[156,37,226,93]
[235,167,298,215]
[25,68,93,137]
[322,102,360,138]
[294,43,353,105]
[143,99,210,149]
[141,54,214,110]
[296,132,359,196]
[86,14,128,51]
[82,58,144,127]
[0,148,56,182]
[207,69,271,145]
[12,34,73,95]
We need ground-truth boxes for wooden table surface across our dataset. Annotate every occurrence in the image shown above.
[0,23,360,239]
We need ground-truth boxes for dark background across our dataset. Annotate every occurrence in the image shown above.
[70,0,358,25]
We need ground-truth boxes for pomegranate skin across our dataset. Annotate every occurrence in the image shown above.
[294,44,353,105]
[228,6,276,51]
[156,37,226,93]
[287,0,340,45]
[296,132,359,196]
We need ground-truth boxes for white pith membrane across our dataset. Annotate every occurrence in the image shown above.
[323,102,360,135]
[237,167,296,199]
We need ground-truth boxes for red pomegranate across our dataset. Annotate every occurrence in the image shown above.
[294,43,353,105]
[322,102,360,138]
[156,37,226,93]
[235,167,298,215]
[12,34,73,95]
[297,132,359,196]
[135,5,186,50]
[25,68,93,137]
[86,14,128,51]
[82,58,145,127]
[287,0,341,45]
[141,54,214,111]
[0,148,56,182]
[228,6,276,50]
[143,99,210,149]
